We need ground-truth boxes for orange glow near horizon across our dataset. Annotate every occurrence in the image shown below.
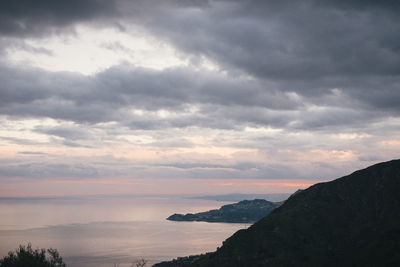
[0,177,326,198]
[380,139,400,146]
[205,179,317,189]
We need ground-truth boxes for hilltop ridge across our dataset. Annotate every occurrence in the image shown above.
[155,159,400,266]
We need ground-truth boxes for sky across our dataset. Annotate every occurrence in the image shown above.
[0,0,399,197]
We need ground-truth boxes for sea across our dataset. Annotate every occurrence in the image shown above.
[0,195,248,266]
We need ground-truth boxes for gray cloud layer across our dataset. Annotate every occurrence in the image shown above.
[1,0,399,121]
[0,63,395,132]
[121,0,400,80]
[0,0,399,181]
[0,0,118,36]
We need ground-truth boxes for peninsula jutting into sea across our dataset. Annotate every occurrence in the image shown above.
[167,199,280,223]
[1,0,399,266]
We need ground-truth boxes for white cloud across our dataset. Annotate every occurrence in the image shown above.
[6,25,189,75]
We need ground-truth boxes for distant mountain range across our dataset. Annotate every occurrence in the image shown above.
[167,199,280,223]
[155,159,400,266]
[188,193,291,202]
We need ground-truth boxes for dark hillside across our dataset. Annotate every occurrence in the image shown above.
[189,159,400,266]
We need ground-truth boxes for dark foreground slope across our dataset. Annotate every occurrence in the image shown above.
[156,159,400,267]
[194,159,400,266]
[167,199,279,223]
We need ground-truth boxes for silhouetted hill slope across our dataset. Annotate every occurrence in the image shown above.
[167,199,279,223]
[189,159,400,266]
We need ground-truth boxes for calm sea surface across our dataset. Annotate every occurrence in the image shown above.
[0,196,246,266]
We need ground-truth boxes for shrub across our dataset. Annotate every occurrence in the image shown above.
[0,244,66,267]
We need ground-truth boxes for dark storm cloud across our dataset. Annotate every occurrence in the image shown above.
[0,0,399,133]
[2,0,400,85]
[0,62,399,132]
[0,64,303,128]
[128,0,400,127]
[313,0,400,11]
[1,1,400,184]
[121,0,400,90]
[0,0,118,36]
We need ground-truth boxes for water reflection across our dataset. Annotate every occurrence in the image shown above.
[0,196,246,266]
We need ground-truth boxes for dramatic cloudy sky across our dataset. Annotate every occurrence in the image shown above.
[0,0,399,196]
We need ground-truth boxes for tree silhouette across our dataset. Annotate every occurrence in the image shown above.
[0,244,66,267]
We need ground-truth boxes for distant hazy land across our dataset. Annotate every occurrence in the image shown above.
[187,193,291,202]
[167,199,280,223]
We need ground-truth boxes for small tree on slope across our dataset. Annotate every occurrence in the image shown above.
[0,244,66,267]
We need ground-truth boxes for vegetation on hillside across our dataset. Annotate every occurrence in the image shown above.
[157,159,400,266]
[0,244,148,267]
[193,159,400,266]
[167,199,279,223]
[0,244,65,267]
